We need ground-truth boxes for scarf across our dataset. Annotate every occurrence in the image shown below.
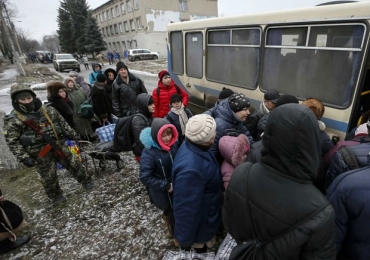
[257,101,270,117]
[170,104,188,136]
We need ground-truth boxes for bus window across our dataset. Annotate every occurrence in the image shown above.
[170,31,184,75]
[206,28,260,89]
[262,24,365,108]
[185,32,203,79]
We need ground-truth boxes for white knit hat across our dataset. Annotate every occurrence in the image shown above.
[185,114,217,144]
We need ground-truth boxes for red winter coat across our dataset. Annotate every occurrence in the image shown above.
[152,80,188,118]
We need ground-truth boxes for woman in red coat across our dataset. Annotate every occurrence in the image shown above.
[152,70,188,118]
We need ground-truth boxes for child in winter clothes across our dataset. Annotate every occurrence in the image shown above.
[139,118,179,237]
[165,94,193,144]
[218,134,250,189]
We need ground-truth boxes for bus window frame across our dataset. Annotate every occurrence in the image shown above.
[185,31,204,79]
[205,26,262,89]
[170,31,185,75]
[261,22,367,109]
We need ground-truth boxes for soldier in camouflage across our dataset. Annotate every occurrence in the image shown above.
[3,84,94,204]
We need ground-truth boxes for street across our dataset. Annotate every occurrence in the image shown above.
[0,62,160,115]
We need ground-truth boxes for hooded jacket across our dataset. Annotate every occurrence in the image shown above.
[211,99,254,161]
[89,63,103,85]
[218,134,249,189]
[131,93,154,157]
[104,68,117,104]
[111,70,147,117]
[139,119,179,210]
[46,81,75,128]
[223,104,336,259]
[91,82,113,122]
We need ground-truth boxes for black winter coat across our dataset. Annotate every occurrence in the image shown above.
[223,104,336,259]
[47,95,75,128]
[91,82,113,122]
[131,93,153,157]
[111,73,147,117]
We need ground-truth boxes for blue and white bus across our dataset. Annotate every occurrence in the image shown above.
[167,1,370,141]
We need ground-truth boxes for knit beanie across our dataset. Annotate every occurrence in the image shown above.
[116,61,128,73]
[219,87,234,100]
[170,94,182,103]
[275,94,299,108]
[96,74,107,83]
[158,70,170,81]
[185,114,217,144]
[302,98,325,120]
[264,89,280,103]
[228,93,251,113]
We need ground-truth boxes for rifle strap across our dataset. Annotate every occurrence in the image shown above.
[15,107,59,141]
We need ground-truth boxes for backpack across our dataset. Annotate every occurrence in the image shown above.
[337,145,360,170]
[113,113,149,152]
[78,97,94,119]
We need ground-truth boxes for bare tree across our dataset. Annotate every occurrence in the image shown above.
[16,28,42,54]
[42,32,60,53]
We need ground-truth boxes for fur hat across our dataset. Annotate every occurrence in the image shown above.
[264,89,280,103]
[116,61,128,73]
[228,93,251,113]
[219,87,234,100]
[275,94,299,108]
[47,80,67,98]
[96,74,107,83]
[185,114,217,144]
[302,98,325,120]
[158,70,170,81]
[170,94,182,103]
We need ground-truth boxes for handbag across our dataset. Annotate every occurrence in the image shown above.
[229,164,330,260]
[57,139,82,170]
[96,122,116,142]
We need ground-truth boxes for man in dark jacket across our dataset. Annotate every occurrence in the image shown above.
[104,68,117,105]
[211,93,254,162]
[223,104,336,259]
[91,74,113,124]
[327,166,370,260]
[131,93,154,161]
[112,62,147,117]
[325,119,370,190]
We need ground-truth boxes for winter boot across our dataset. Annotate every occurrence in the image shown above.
[0,235,31,255]
[162,214,174,238]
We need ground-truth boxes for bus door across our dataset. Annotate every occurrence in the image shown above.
[183,31,206,114]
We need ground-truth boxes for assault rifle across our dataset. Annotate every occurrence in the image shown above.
[21,118,67,159]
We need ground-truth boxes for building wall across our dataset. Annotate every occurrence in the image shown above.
[92,0,218,58]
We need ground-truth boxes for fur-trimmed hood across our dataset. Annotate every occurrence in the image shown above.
[46,80,68,98]
[219,134,250,167]
[63,77,78,90]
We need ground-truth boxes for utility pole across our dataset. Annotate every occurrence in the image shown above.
[0,0,26,76]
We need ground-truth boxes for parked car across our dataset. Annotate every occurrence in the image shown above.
[36,51,52,63]
[53,53,81,72]
[127,49,159,61]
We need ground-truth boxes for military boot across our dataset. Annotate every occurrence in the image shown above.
[0,235,31,255]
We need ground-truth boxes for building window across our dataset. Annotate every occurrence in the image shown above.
[133,0,139,10]
[110,25,114,35]
[130,20,135,31]
[117,42,121,51]
[179,0,188,12]
[132,40,137,48]
[99,13,103,22]
[108,42,112,50]
[136,17,142,29]
[122,41,126,51]
[114,24,118,34]
[111,8,115,18]
[104,11,107,21]
[124,21,129,32]
[102,28,105,36]
[106,10,109,20]
[113,42,117,51]
[119,23,123,33]
[106,27,109,36]
[127,0,133,12]
[121,3,125,14]
[115,5,120,16]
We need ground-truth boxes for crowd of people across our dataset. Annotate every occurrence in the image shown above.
[2,59,370,259]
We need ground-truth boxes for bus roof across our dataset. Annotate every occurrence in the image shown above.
[167,1,370,31]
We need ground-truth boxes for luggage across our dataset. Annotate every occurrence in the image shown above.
[96,122,116,142]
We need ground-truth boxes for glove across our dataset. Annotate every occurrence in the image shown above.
[21,158,36,168]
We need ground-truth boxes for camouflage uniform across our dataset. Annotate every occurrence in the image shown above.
[3,86,92,201]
